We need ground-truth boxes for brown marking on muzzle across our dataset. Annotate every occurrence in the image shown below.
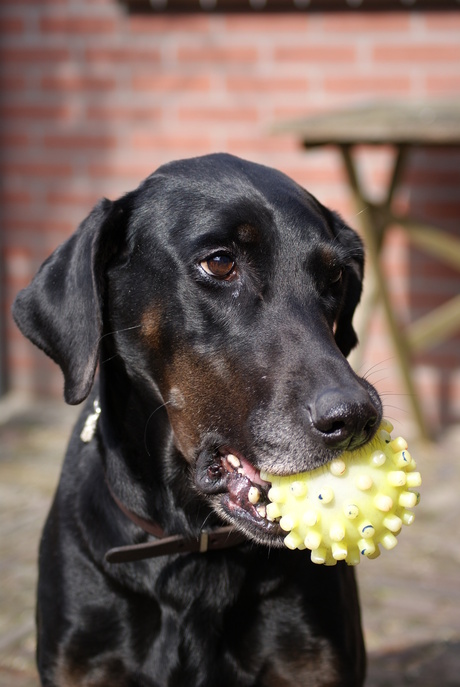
[161,347,253,462]
[141,305,254,460]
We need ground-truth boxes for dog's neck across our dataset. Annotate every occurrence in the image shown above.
[81,394,247,563]
[105,475,247,563]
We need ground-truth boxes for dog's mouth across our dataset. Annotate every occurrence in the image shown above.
[195,448,283,540]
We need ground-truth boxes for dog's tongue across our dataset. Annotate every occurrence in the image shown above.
[223,453,270,486]
[239,455,270,487]
[222,453,271,517]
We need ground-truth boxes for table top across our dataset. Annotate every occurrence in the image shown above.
[274,100,460,147]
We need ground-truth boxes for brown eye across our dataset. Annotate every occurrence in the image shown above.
[330,268,343,285]
[200,253,236,280]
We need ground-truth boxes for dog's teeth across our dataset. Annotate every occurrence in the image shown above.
[227,454,241,469]
[248,486,260,504]
[256,505,266,518]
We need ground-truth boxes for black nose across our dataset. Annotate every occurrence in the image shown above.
[310,387,380,451]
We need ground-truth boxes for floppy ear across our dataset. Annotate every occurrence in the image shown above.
[330,212,364,358]
[12,198,126,405]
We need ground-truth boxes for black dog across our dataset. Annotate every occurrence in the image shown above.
[13,154,382,687]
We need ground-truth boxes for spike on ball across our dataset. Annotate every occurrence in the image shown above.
[264,420,421,566]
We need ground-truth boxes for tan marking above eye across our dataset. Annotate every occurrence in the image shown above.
[237,223,260,244]
[200,253,236,280]
[141,306,163,348]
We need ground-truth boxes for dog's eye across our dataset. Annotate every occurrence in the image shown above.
[200,253,236,280]
[330,268,343,286]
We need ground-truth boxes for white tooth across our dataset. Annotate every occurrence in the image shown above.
[256,505,266,518]
[227,454,241,469]
[237,468,245,475]
[248,486,260,504]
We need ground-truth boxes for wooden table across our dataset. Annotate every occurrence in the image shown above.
[275,101,460,439]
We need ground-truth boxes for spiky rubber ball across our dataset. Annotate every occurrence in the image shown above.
[262,420,421,566]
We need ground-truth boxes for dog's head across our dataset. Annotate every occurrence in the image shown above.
[13,154,382,545]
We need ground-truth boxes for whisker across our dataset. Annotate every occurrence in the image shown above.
[200,512,215,531]
[98,324,142,346]
[101,353,120,365]
[366,376,392,389]
[356,356,395,380]
[144,401,172,457]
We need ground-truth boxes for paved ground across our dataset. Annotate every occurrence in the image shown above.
[1,393,459,686]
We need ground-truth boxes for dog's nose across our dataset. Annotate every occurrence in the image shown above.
[310,387,380,451]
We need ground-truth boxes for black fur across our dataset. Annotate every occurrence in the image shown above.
[13,154,382,687]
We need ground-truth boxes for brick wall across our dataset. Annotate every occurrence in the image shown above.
[1,0,459,432]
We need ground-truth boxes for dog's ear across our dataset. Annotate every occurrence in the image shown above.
[330,212,364,358]
[12,198,126,405]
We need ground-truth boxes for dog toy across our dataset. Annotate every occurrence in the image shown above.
[262,420,421,566]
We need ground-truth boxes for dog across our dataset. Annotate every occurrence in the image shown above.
[13,154,382,687]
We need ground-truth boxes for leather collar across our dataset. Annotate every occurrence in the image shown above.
[105,480,247,564]
[80,399,247,564]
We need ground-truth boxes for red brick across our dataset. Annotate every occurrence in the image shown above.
[0,75,27,92]
[373,43,460,63]
[226,75,309,93]
[2,247,34,281]
[417,201,460,221]
[130,133,212,151]
[46,190,102,207]
[0,16,25,33]
[272,104,323,120]
[88,162,158,180]
[177,46,258,64]
[41,74,116,92]
[3,161,74,179]
[424,12,460,30]
[132,74,211,93]
[85,46,161,64]
[39,15,117,34]
[405,166,460,186]
[86,105,162,122]
[43,134,118,151]
[323,75,411,95]
[0,103,74,121]
[0,46,70,63]
[178,106,260,124]
[4,218,75,235]
[0,189,32,205]
[274,45,356,63]
[0,132,30,148]
[270,163,346,186]
[409,291,460,311]
[226,136,299,155]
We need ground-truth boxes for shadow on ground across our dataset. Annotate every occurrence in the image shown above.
[367,640,460,686]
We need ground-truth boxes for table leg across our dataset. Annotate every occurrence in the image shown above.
[339,145,428,440]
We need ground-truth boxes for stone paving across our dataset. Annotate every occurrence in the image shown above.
[1,393,459,687]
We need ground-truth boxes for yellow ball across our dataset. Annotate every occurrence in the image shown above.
[262,420,421,566]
